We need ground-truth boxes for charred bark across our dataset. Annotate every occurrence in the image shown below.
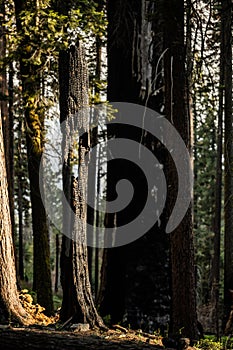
[163,0,198,339]
[59,43,105,329]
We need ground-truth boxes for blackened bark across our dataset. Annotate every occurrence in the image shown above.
[163,0,198,339]
[99,0,141,325]
[59,44,105,329]
[100,0,171,330]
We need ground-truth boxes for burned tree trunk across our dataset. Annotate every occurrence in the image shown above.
[163,0,198,339]
[59,43,105,329]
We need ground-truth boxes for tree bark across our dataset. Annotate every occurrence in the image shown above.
[59,43,105,329]
[17,119,24,281]
[13,0,53,315]
[0,111,32,325]
[0,1,15,245]
[100,0,171,330]
[163,0,198,339]
[99,0,141,325]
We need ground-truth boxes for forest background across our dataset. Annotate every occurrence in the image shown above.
[0,0,232,348]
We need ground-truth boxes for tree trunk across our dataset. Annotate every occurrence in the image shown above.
[210,2,224,337]
[59,43,105,329]
[224,0,233,319]
[17,119,24,281]
[100,0,171,330]
[8,62,16,257]
[99,0,141,325]
[0,328,162,350]
[14,0,53,315]
[0,112,32,325]
[163,0,198,339]
[87,17,103,298]
[55,234,59,293]
[0,2,15,245]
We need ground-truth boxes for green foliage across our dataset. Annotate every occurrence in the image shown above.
[24,237,33,281]
[1,0,107,117]
[194,338,222,350]
[5,0,106,66]
[53,294,62,311]
[191,0,224,307]
[102,314,111,326]
[221,336,233,350]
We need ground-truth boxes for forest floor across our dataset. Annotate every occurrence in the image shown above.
[0,325,173,350]
[0,292,198,349]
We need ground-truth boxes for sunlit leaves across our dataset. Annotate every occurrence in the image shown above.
[3,0,107,70]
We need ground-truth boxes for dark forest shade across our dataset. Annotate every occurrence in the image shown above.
[100,0,171,331]
[163,0,198,339]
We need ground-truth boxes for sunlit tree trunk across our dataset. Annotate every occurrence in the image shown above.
[14,0,53,315]
[0,1,15,245]
[0,112,32,325]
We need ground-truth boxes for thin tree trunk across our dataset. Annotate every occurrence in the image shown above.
[210,3,224,337]
[17,119,24,281]
[55,234,59,293]
[224,0,233,319]
[8,63,15,254]
[28,136,53,315]
[87,29,103,298]
[95,159,101,300]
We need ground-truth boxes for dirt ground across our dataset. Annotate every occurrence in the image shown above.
[0,326,166,350]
